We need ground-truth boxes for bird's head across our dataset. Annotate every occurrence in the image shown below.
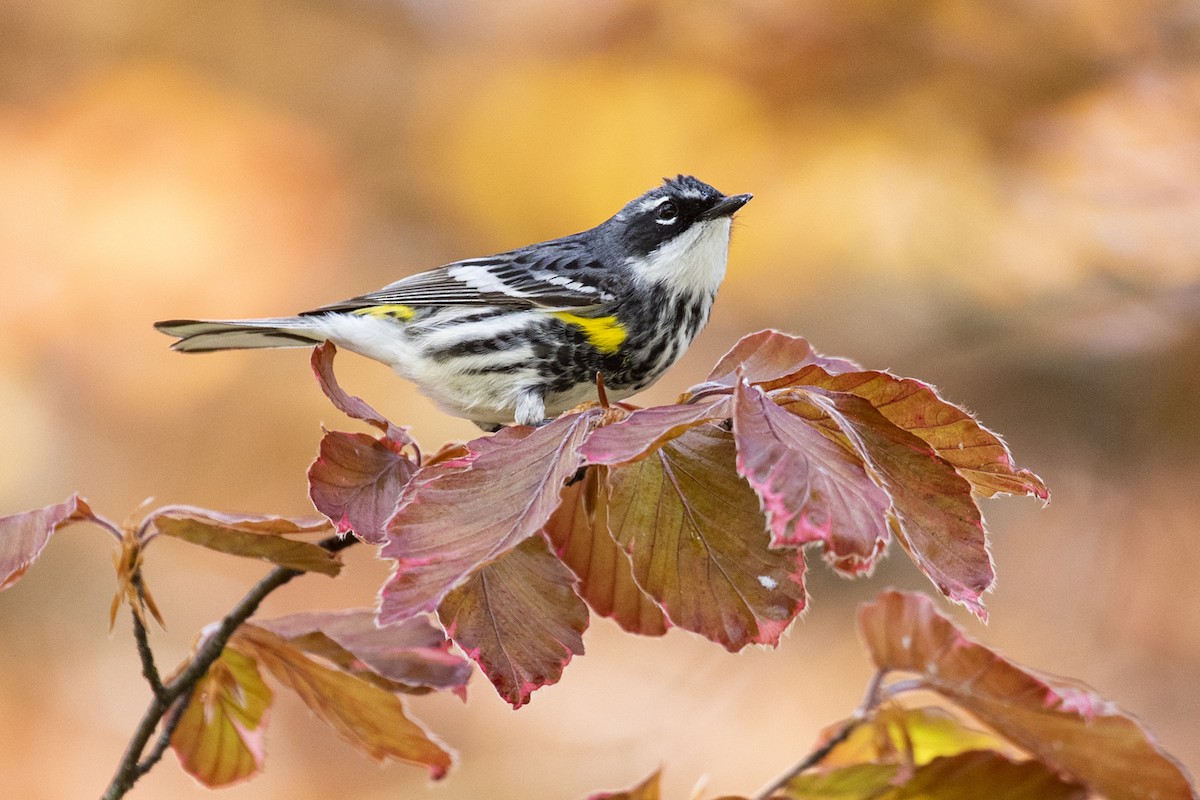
[609,175,752,294]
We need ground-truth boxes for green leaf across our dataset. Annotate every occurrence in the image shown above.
[859,591,1197,800]
[604,425,807,651]
[1,494,100,590]
[438,536,588,708]
[170,646,272,788]
[379,409,597,625]
[544,467,668,637]
[147,507,340,576]
[235,624,452,778]
[822,706,1015,768]
[781,763,899,799]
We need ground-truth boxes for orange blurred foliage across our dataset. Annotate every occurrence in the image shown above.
[0,1,1197,798]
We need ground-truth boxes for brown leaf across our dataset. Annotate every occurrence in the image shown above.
[256,610,472,696]
[798,391,991,618]
[171,646,272,788]
[605,425,807,651]
[310,342,415,448]
[438,536,588,708]
[1,494,100,590]
[307,430,417,544]
[378,410,597,624]
[859,591,1198,800]
[545,468,668,636]
[235,624,452,778]
[732,380,890,573]
[789,366,1048,501]
[110,523,164,631]
[147,507,340,576]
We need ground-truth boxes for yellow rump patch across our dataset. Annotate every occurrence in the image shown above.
[550,312,627,354]
[353,304,415,321]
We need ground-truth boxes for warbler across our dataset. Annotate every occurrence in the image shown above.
[156,175,752,429]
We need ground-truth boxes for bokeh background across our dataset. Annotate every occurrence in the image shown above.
[2,1,1198,797]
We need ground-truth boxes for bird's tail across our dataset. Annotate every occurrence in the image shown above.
[154,317,326,352]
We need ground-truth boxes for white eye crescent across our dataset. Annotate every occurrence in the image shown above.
[655,200,679,225]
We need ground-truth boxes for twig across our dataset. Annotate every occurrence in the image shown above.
[134,687,194,778]
[101,534,358,800]
[750,669,889,800]
[130,578,164,699]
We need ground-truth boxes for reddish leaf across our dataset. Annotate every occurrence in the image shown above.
[308,430,417,544]
[585,769,662,800]
[732,380,889,573]
[311,342,415,449]
[256,610,471,696]
[438,536,587,707]
[788,366,1048,501]
[147,507,340,576]
[235,624,452,778]
[545,468,668,636]
[697,329,859,393]
[859,591,1198,800]
[171,646,272,788]
[378,410,597,625]
[1,494,100,590]
[796,391,991,617]
[605,425,807,651]
[580,402,728,466]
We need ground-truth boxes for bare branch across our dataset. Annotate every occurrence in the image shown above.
[750,669,889,800]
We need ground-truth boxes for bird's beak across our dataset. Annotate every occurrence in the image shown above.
[701,193,753,220]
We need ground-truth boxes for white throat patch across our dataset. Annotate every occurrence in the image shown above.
[629,217,733,295]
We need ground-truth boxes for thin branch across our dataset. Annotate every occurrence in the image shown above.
[101,533,358,800]
[130,578,164,699]
[134,687,194,778]
[750,669,889,800]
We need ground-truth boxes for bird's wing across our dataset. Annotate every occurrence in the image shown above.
[303,242,616,315]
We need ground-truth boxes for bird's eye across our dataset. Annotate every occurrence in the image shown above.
[656,201,679,222]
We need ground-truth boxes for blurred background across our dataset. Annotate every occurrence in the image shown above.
[1,1,1198,797]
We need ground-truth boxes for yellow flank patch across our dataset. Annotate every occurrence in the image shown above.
[550,312,627,354]
[354,304,415,321]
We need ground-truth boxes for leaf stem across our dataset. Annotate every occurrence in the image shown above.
[750,669,888,800]
[101,534,358,800]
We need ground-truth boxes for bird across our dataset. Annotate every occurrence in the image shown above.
[155,175,752,430]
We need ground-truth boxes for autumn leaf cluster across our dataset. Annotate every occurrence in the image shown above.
[3,329,1194,799]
